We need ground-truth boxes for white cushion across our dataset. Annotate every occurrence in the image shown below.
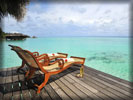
[47,53,59,56]
[62,58,75,62]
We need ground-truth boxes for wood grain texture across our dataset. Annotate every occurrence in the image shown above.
[0,65,133,100]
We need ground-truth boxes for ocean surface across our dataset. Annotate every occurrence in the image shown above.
[0,37,131,81]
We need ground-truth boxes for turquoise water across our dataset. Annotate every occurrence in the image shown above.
[0,37,131,81]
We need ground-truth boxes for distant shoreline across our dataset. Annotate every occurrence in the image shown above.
[33,36,131,38]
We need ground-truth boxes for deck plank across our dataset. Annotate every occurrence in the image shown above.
[85,66,133,87]
[85,72,132,100]
[0,68,8,77]
[85,72,131,100]
[55,78,81,100]
[59,76,91,100]
[35,72,65,100]
[68,74,98,93]
[12,67,21,100]
[0,76,5,84]
[50,69,90,100]
[29,84,42,100]
[77,74,126,100]
[71,69,132,100]
[21,89,31,100]
[0,68,7,100]
[0,84,3,100]
[1,65,133,100]
[69,72,116,100]
[64,75,105,100]
[45,84,62,100]
[3,68,12,100]
[50,81,72,100]
[29,74,45,100]
[98,74,133,89]
[40,88,52,100]
[18,68,31,100]
[98,74,133,92]
[68,71,114,100]
[84,68,133,99]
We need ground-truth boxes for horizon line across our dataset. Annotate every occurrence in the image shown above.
[32,35,131,38]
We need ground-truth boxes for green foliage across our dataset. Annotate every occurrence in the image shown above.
[0,0,29,39]
[0,28,6,39]
[0,0,29,21]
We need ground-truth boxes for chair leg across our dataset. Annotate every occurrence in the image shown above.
[25,70,30,77]
[17,60,25,72]
[37,73,50,93]
[26,68,36,80]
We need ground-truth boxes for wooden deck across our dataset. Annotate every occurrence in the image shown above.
[0,65,133,100]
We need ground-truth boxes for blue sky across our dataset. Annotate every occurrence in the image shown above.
[3,2,129,37]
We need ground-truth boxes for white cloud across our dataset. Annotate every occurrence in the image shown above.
[26,3,129,27]
[10,31,20,33]
[3,3,130,36]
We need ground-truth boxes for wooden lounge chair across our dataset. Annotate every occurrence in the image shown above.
[10,45,85,93]
[9,45,68,71]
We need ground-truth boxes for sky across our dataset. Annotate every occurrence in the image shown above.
[3,2,129,37]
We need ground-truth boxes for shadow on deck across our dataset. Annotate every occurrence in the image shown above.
[0,65,133,100]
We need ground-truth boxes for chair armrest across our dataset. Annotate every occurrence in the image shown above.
[38,54,49,60]
[57,59,64,68]
[49,60,58,65]
[49,59,64,68]
[37,53,48,58]
[57,52,68,57]
[38,54,50,66]
[70,56,85,64]
[32,52,39,57]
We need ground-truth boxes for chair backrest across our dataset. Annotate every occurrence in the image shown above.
[11,46,39,68]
